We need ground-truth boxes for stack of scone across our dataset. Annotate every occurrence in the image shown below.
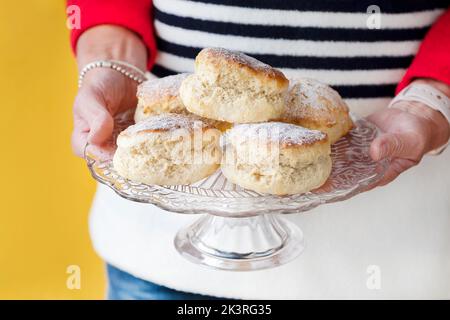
[113,47,353,195]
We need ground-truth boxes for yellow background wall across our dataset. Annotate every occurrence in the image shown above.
[0,1,104,299]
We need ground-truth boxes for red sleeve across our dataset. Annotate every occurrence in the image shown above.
[67,0,157,70]
[397,8,450,93]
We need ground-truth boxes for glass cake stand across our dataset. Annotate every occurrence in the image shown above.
[85,111,388,271]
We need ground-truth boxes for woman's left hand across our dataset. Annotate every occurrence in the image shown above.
[367,85,450,187]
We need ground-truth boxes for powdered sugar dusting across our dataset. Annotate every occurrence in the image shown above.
[284,78,348,122]
[137,73,189,100]
[227,122,326,147]
[122,113,209,135]
[203,47,285,79]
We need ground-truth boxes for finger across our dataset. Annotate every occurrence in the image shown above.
[370,132,422,161]
[375,158,418,187]
[74,89,114,145]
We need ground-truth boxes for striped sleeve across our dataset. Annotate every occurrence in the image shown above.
[397,8,450,93]
[67,0,157,69]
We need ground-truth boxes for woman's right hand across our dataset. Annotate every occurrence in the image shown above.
[71,25,147,157]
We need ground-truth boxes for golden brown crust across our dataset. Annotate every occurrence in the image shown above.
[283,117,354,132]
[135,74,190,122]
[196,47,289,89]
[137,88,179,106]
[135,126,215,134]
[137,96,188,118]
[281,135,329,149]
[137,74,189,104]
[224,122,329,151]
[138,93,180,109]
[121,113,216,138]
[279,117,334,130]
[280,78,353,143]
[221,122,332,195]
[283,78,350,124]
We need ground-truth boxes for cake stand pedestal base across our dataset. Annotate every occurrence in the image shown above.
[174,214,305,271]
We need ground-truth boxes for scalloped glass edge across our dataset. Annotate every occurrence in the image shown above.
[85,117,389,217]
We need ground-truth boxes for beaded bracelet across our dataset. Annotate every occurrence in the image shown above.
[78,60,147,88]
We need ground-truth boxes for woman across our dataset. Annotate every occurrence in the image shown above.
[68,0,450,299]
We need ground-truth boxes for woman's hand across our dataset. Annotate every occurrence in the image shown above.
[368,79,450,187]
[71,25,147,157]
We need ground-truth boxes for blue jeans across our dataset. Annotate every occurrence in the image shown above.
[106,264,221,300]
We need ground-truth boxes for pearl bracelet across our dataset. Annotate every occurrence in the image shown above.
[78,60,147,88]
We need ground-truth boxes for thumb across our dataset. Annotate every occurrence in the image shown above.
[370,132,420,161]
[86,103,114,145]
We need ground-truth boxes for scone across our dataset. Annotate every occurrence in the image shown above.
[180,47,289,123]
[134,73,190,123]
[221,122,331,195]
[113,113,221,185]
[282,78,353,144]
[135,73,231,131]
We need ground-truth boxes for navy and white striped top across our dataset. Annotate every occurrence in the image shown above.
[149,0,447,116]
